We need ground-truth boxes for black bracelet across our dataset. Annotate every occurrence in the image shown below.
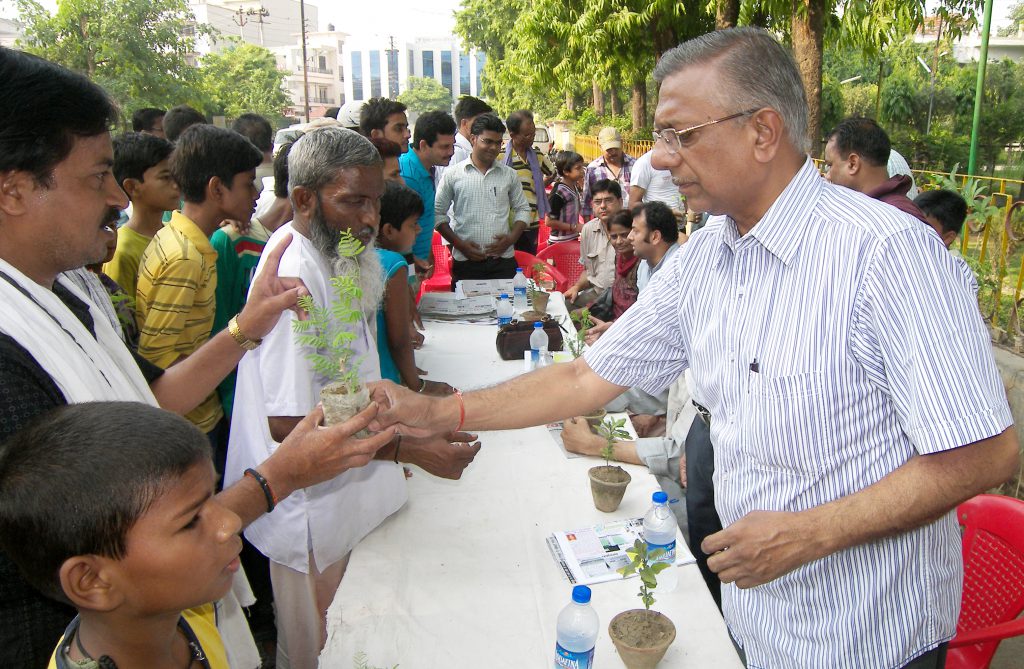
[244,468,277,513]
[394,434,402,464]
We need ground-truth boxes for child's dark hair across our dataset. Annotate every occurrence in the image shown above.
[112,132,175,191]
[163,105,207,142]
[132,107,165,133]
[170,124,263,203]
[0,402,210,602]
[273,138,299,200]
[231,112,273,154]
[555,151,584,176]
[914,189,968,236]
[379,181,424,232]
[359,97,407,136]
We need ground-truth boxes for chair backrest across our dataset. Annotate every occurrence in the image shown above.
[537,224,551,253]
[514,250,568,293]
[536,239,583,286]
[431,232,452,274]
[954,494,1024,666]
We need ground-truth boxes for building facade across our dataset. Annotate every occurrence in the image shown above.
[186,0,319,63]
[270,28,347,120]
[342,36,486,107]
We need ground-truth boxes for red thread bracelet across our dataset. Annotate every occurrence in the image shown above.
[453,390,465,432]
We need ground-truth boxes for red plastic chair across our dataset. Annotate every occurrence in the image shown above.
[536,223,551,253]
[515,250,568,292]
[946,494,1024,669]
[417,232,453,298]
[536,239,583,287]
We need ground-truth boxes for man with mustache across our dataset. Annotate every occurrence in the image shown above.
[435,112,531,284]
[225,126,480,669]
[0,47,393,667]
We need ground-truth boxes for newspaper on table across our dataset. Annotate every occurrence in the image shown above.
[547,517,695,585]
[455,278,515,298]
[418,293,496,322]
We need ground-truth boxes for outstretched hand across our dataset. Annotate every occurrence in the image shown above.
[236,233,311,339]
[401,432,482,480]
[368,379,455,438]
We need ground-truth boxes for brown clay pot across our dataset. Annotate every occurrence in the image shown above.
[609,609,676,669]
[532,291,551,314]
[589,465,631,512]
[320,382,370,435]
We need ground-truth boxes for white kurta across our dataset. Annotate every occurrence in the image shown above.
[225,223,407,574]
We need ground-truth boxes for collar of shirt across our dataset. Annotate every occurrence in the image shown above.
[463,159,500,177]
[455,133,473,152]
[169,211,217,260]
[399,147,431,182]
[716,158,821,270]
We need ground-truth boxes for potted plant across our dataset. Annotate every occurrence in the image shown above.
[527,278,550,314]
[588,416,632,512]
[532,261,557,291]
[292,231,370,429]
[566,308,593,359]
[609,539,677,668]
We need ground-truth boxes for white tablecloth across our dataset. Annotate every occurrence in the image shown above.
[318,319,743,669]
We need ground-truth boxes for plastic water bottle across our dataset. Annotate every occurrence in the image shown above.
[513,267,529,313]
[643,491,679,593]
[530,321,549,366]
[555,585,598,669]
[496,293,513,327]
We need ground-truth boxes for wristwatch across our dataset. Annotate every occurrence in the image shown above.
[228,316,262,350]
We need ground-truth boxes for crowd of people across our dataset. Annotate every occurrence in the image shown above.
[0,23,1017,669]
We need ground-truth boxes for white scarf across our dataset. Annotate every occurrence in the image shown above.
[0,257,262,668]
[0,257,155,404]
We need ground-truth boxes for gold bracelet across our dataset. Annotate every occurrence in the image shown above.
[228,316,262,350]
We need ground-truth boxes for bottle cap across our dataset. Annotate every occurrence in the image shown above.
[534,322,543,328]
[516,267,524,273]
[499,293,509,299]
[652,491,668,504]
[571,585,591,604]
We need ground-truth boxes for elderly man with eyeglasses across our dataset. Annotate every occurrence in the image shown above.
[372,28,1019,669]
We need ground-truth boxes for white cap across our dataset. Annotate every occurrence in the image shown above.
[336,101,365,130]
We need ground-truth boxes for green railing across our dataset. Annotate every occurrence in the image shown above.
[574,133,1024,336]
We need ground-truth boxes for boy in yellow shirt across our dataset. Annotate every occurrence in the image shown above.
[0,402,244,669]
[103,133,180,302]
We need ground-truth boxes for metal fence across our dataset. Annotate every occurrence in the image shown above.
[572,134,1024,334]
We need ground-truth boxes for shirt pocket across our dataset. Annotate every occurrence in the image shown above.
[741,370,835,477]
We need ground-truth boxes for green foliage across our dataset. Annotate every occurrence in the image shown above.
[617,538,669,610]
[292,231,366,392]
[566,308,594,359]
[397,76,453,115]
[595,416,631,466]
[15,0,206,116]
[198,40,290,122]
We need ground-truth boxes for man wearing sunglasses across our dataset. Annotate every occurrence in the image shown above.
[373,27,1018,669]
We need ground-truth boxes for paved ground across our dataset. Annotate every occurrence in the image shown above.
[991,631,1024,668]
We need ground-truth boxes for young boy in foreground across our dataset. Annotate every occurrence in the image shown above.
[0,402,243,668]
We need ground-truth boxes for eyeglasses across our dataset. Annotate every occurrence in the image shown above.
[652,109,760,154]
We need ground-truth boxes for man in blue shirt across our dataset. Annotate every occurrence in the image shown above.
[399,111,456,278]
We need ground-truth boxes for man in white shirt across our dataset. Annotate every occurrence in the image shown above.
[631,201,681,293]
[628,149,683,215]
[226,127,480,669]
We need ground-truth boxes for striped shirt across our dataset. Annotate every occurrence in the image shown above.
[586,158,1011,668]
[434,158,531,262]
[498,148,554,227]
[136,211,222,432]
[582,153,635,217]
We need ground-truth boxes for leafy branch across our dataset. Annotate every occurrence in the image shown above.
[617,538,668,611]
[292,230,366,393]
[595,415,630,466]
[566,308,593,358]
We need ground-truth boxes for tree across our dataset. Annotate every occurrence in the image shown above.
[397,76,453,114]
[198,41,289,121]
[15,0,205,117]
[997,1,1024,37]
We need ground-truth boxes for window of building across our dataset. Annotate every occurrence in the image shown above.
[441,50,452,94]
[422,51,434,79]
[386,47,399,98]
[459,52,470,96]
[351,51,363,101]
[370,50,382,98]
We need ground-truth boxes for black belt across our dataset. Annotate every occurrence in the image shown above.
[693,401,711,424]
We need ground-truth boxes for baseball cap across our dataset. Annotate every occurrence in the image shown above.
[598,126,622,151]
[336,101,365,130]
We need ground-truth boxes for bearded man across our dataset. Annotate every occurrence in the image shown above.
[225,127,480,669]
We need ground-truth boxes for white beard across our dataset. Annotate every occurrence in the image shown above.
[331,240,384,318]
